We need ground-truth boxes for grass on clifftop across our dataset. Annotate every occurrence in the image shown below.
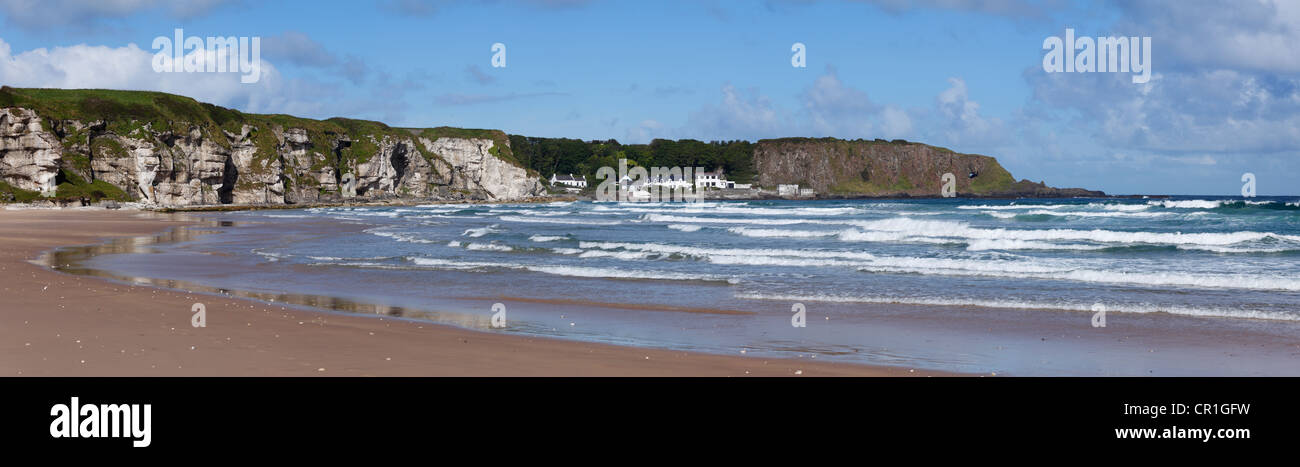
[763,137,1019,195]
[0,87,532,174]
[410,127,535,175]
[967,160,1016,193]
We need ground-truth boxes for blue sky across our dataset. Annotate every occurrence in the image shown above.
[1,0,1297,195]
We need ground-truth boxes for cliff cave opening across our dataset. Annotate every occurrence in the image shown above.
[391,143,409,184]
[218,154,236,204]
[333,139,351,189]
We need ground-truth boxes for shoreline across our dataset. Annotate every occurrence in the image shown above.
[9,201,1299,376]
[1,192,1179,212]
[0,208,939,376]
[153,193,1169,210]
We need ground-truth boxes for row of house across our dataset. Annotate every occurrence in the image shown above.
[549,169,752,191]
[549,174,588,190]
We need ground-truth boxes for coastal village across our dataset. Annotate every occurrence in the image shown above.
[548,168,800,200]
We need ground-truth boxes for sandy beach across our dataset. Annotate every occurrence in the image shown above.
[0,208,936,376]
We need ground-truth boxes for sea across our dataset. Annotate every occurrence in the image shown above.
[62,196,1300,375]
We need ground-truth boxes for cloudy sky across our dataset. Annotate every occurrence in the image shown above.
[1,0,1297,195]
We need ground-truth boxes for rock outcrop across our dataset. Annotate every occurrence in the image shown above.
[420,137,544,200]
[0,88,545,206]
[753,137,1103,197]
[0,108,61,195]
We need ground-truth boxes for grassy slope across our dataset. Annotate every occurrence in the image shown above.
[762,137,1019,195]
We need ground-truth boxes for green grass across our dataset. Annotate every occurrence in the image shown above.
[831,176,915,194]
[0,171,129,204]
[61,151,92,176]
[91,136,129,160]
[967,159,1016,193]
[759,137,1022,195]
[0,87,535,189]
[0,180,43,203]
[53,169,131,202]
[55,179,130,202]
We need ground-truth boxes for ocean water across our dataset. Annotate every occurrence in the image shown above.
[75,196,1300,375]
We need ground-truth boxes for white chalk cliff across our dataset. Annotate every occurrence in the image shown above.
[0,104,545,206]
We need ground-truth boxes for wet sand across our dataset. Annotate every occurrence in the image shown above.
[0,208,937,376]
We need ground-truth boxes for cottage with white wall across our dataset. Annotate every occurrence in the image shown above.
[549,174,587,189]
[694,169,728,189]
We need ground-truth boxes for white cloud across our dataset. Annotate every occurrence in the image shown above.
[624,119,664,143]
[672,69,1004,148]
[681,84,785,141]
[930,77,1004,147]
[878,105,912,138]
[802,67,877,137]
[0,37,354,117]
[1026,67,1300,155]
[1114,0,1300,74]
[796,67,919,140]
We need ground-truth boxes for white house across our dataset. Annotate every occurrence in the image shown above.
[694,169,728,189]
[621,172,694,191]
[777,184,800,196]
[549,173,587,189]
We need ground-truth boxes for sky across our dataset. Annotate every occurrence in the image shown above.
[0,0,1297,195]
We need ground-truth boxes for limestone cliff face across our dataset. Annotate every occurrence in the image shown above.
[0,108,61,195]
[0,97,545,206]
[753,138,1103,197]
[420,137,544,200]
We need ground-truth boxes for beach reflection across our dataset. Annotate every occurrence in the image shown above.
[38,223,496,330]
